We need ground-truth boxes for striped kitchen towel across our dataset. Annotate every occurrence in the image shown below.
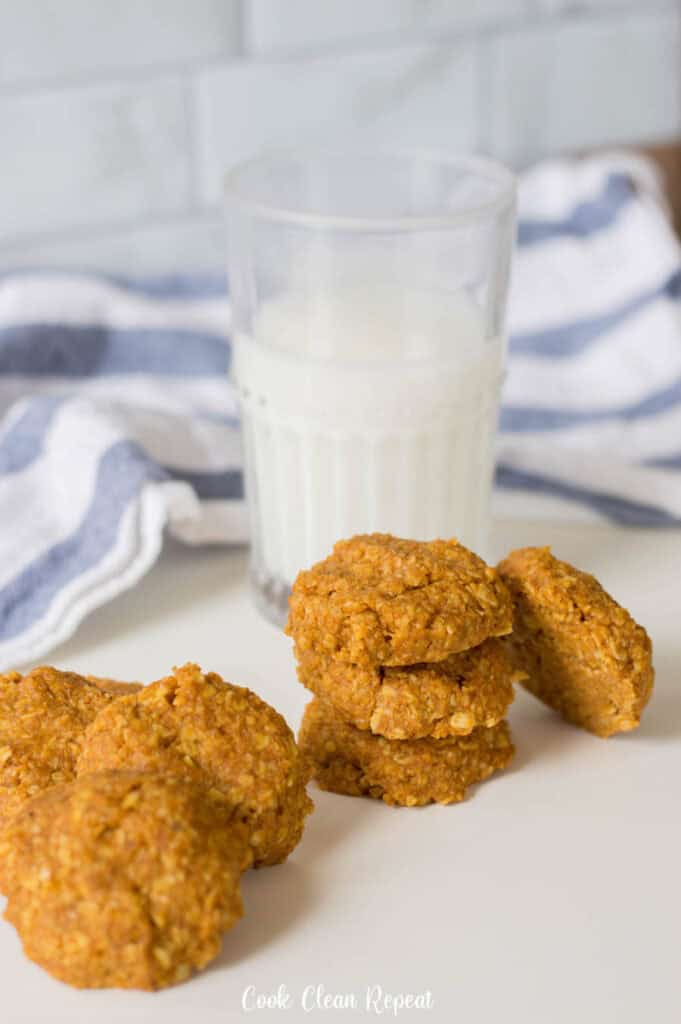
[0,150,679,668]
[497,150,681,526]
[0,273,239,667]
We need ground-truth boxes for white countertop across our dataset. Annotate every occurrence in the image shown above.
[3,520,681,1024]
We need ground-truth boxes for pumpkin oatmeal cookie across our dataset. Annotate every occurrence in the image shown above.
[295,637,519,739]
[77,663,313,867]
[86,676,143,696]
[299,698,514,806]
[498,547,654,738]
[0,772,249,990]
[286,534,513,667]
[0,666,133,827]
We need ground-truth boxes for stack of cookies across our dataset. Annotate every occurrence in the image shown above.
[287,534,521,807]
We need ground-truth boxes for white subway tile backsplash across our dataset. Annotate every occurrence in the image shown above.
[0,215,225,274]
[246,0,533,55]
[0,0,676,266]
[483,9,681,165]
[0,79,192,243]
[196,44,478,204]
[0,0,240,86]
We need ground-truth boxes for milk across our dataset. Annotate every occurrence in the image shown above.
[233,285,503,602]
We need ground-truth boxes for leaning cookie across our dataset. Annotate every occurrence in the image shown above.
[77,663,313,867]
[0,772,249,990]
[295,638,519,739]
[299,698,514,807]
[0,667,138,828]
[287,534,513,667]
[498,546,654,738]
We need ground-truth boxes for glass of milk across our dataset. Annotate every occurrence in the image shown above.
[224,149,516,624]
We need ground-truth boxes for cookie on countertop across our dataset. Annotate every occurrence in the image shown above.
[498,546,654,738]
[299,697,514,807]
[286,534,513,667]
[0,667,135,827]
[295,637,520,740]
[0,772,249,990]
[77,662,313,867]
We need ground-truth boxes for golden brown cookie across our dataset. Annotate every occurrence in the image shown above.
[86,676,143,696]
[295,637,518,739]
[77,663,313,867]
[0,772,248,990]
[299,698,514,806]
[0,666,124,826]
[498,546,654,738]
[286,534,513,667]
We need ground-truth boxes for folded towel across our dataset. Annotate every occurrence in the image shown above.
[0,274,241,667]
[497,151,681,526]
[0,151,679,668]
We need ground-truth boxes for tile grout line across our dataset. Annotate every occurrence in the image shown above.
[182,72,205,216]
[474,34,494,159]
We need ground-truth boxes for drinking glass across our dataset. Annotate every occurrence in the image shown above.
[225,149,516,624]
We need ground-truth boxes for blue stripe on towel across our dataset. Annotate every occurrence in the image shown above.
[511,268,681,358]
[0,396,65,473]
[500,371,681,432]
[645,453,681,470]
[517,173,634,246]
[163,466,244,500]
[0,402,243,487]
[0,440,168,642]
[495,463,680,526]
[0,269,229,301]
[103,273,228,300]
[0,324,230,377]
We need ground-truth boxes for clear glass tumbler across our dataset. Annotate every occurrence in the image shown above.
[225,149,516,624]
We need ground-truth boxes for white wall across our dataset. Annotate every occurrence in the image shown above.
[1,0,679,273]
